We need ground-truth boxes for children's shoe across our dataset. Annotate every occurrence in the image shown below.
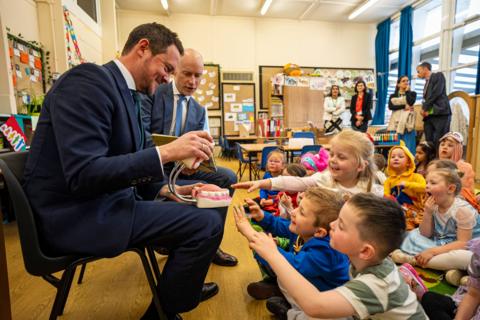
[247,280,283,300]
[266,296,291,320]
[391,249,417,265]
[398,263,428,300]
[445,269,467,286]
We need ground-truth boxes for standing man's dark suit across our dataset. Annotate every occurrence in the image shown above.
[142,82,237,191]
[422,72,451,146]
[23,61,225,315]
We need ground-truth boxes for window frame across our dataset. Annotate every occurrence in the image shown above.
[62,0,102,37]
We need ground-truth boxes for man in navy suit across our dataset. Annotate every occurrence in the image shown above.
[416,61,451,147]
[141,49,238,267]
[24,23,222,320]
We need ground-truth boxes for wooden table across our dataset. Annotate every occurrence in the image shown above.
[239,143,278,180]
[279,145,302,163]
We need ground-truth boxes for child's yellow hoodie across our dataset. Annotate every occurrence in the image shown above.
[384,145,426,229]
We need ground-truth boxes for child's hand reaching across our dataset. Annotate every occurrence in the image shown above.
[424,196,437,216]
[232,179,271,193]
[249,232,279,262]
[245,198,265,222]
[233,204,257,242]
[260,198,274,207]
[280,193,293,210]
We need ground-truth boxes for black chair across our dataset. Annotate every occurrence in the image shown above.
[0,151,166,320]
[254,146,278,179]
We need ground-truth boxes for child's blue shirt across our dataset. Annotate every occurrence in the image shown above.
[255,211,350,291]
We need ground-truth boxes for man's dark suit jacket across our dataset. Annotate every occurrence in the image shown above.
[23,62,163,257]
[141,82,205,147]
[422,72,451,117]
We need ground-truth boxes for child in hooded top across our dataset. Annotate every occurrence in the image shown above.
[259,150,286,208]
[392,168,480,274]
[438,131,475,191]
[241,193,428,319]
[415,141,436,177]
[384,145,426,230]
[234,187,350,320]
[232,130,384,198]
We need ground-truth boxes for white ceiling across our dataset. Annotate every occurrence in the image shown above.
[115,0,414,23]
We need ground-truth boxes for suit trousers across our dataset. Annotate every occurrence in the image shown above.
[129,200,226,314]
[423,115,451,148]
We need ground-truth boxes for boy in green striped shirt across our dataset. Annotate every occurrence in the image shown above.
[247,193,428,319]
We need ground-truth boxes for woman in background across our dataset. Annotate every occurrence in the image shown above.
[323,85,346,135]
[349,79,372,132]
[388,76,417,155]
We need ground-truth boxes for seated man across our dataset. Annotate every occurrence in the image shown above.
[24,23,223,320]
[141,48,237,267]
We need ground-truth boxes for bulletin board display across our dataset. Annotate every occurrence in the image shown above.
[7,34,46,99]
[222,83,256,136]
[259,65,375,109]
[192,64,221,110]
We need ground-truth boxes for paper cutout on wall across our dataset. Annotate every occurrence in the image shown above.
[225,113,237,121]
[242,104,254,112]
[231,103,242,112]
[224,93,236,102]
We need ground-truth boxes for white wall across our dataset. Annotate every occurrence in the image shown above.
[0,0,39,41]
[116,11,376,71]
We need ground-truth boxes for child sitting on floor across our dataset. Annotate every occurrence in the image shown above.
[438,131,476,192]
[373,153,387,184]
[234,187,349,320]
[384,145,426,230]
[415,141,436,177]
[421,237,480,319]
[244,193,428,319]
[258,150,285,209]
[233,130,384,198]
[269,163,307,218]
[392,167,480,285]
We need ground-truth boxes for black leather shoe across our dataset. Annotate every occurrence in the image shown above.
[212,248,238,267]
[140,300,182,320]
[200,282,219,302]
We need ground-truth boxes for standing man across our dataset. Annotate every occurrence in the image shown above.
[416,61,451,147]
[141,48,238,267]
[24,23,223,320]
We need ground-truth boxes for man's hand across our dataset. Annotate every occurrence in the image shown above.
[159,183,204,202]
[422,111,429,118]
[159,131,214,164]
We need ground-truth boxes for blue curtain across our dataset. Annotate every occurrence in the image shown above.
[398,6,413,79]
[372,18,391,125]
[476,47,480,94]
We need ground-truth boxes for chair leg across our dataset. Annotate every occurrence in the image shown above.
[146,247,162,285]
[49,266,77,320]
[77,263,87,284]
[134,249,167,320]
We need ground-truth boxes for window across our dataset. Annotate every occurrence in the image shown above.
[390,19,400,51]
[450,65,478,94]
[412,0,442,41]
[455,0,480,24]
[77,0,97,22]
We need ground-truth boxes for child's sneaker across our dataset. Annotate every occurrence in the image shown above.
[391,249,417,265]
[445,269,467,286]
[398,263,428,300]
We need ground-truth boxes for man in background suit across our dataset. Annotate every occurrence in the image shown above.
[24,23,223,320]
[416,61,451,147]
[141,49,238,267]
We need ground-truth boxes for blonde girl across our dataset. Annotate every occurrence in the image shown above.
[232,130,383,197]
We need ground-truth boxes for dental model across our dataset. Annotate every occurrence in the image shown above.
[167,152,232,208]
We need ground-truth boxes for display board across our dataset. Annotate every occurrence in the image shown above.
[222,83,256,136]
[7,34,45,110]
[259,65,375,109]
[192,64,221,110]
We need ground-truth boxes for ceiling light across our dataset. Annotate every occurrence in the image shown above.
[160,0,169,11]
[260,0,273,16]
[348,0,381,20]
